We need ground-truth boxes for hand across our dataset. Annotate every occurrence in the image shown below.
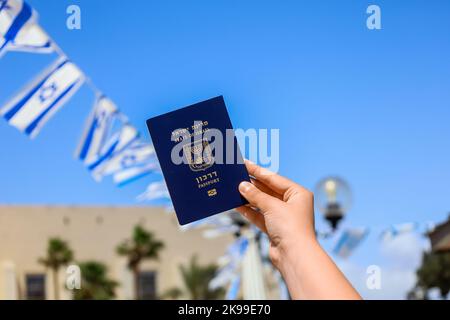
[237,160,316,269]
[237,160,361,299]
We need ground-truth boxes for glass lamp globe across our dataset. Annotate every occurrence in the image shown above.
[314,177,352,231]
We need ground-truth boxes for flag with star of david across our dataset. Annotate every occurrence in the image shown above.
[0,0,53,57]
[76,95,160,184]
[333,227,369,259]
[100,139,159,186]
[86,124,140,181]
[76,96,120,166]
[0,56,84,138]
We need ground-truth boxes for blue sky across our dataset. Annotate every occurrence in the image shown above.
[1,0,450,298]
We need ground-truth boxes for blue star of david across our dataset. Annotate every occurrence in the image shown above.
[121,154,137,167]
[0,1,11,12]
[38,83,58,103]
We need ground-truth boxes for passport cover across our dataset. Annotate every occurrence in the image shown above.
[146,96,250,225]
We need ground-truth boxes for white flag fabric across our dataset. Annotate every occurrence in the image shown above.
[0,0,52,57]
[209,237,249,291]
[0,57,84,138]
[333,228,369,259]
[6,23,52,53]
[113,161,159,186]
[136,181,170,202]
[76,96,158,185]
[76,96,119,165]
[107,141,159,186]
[88,124,139,181]
[225,275,241,300]
[228,237,249,263]
[380,222,418,241]
[209,264,238,291]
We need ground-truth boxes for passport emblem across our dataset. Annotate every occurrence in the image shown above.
[207,188,218,197]
[183,139,214,172]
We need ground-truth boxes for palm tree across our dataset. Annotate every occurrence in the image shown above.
[179,255,224,300]
[160,287,183,300]
[73,261,118,300]
[116,225,164,299]
[38,237,74,300]
[414,251,450,299]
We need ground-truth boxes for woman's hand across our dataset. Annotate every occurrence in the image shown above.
[236,160,316,268]
[237,160,361,300]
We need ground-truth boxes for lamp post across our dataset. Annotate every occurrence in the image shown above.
[315,177,352,231]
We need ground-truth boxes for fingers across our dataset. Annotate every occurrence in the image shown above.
[236,206,267,234]
[245,160,298,195]
[239,181,282,213]
[251,178,283,200]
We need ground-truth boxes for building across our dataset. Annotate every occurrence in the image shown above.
[428,215,450,253]
[0,205,233,300]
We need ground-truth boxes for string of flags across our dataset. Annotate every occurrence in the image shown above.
[209,236,249,300]
[0,0,52,57]
[0,0,162,196]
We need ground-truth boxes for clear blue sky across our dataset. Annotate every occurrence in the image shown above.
[1,0,450,298]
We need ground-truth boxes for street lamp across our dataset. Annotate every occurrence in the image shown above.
[315,176,352,231]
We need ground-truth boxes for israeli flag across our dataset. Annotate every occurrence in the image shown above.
[209,237,249,291]
[209,264,238,291]
[88,124,139,180]
[136,181,170,202]
[218,237,249,269]
[225,275,241,300]
[0,57,84,138]
[0,0,52,57]
[228,237,249,262]
[333,228,369,259]
[108,141,159,186]
[380,222,418,241]
[77,97,143,183]
[76,96,119,165]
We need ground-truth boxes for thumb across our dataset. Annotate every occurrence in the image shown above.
[239,181,281,213]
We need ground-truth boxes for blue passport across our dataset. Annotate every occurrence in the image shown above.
[146,96,250,225]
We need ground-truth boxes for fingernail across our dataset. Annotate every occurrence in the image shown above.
[245,159,255,165]
[239,181,252,193]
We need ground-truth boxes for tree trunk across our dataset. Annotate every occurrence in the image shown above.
[133,266,140,300]
[52,268,59,300]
